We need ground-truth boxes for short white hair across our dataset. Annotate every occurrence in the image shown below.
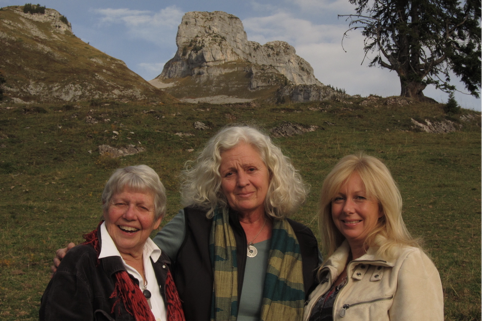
[101,165,167,219]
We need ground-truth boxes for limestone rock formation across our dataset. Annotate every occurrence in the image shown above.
[0,5,172,103]
[152,11,346,103]
[410,118,460,133]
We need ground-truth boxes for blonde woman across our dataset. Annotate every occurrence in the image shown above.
[304,153,443,320]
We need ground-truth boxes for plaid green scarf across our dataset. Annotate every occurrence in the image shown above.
[210,209,305,321]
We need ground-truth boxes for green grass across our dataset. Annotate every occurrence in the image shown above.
[0,98,480,320]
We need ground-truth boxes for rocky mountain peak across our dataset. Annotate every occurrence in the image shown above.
[153,11,345,103]
[160,11,321,86]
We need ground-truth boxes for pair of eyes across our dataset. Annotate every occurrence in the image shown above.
[113,202,151,212]
[332,195,368,202]
[222,167,258,178]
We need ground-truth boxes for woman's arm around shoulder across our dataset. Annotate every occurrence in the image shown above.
[389,247,444,320]
[152,209,186,260]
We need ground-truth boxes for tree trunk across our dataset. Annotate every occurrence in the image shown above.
[399,78,426,100]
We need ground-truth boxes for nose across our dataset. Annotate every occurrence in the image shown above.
[123,204,137,220]
[236,170,250,187]
[343,198,355,214]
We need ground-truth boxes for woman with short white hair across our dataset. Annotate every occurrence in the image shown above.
[41,165,184,321]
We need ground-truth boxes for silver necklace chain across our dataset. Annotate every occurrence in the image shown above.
[247,218,267,258]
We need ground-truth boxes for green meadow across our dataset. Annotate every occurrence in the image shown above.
[0,98,480,320]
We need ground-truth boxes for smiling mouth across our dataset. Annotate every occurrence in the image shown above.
[119,225,139,233]
[342,220,362,225]
[237,193,253,198]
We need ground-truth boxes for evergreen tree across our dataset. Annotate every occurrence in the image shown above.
[444,92,461,114]
[341,0,481,100]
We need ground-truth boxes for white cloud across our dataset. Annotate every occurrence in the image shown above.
[297,38,401,97]
[242,11,402,96]
[288,0,355,13]
[249,0,280,13]
[243,13,345,46]
[93,6,184,46]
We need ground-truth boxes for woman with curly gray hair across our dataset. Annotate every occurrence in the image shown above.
[156,125,320,321]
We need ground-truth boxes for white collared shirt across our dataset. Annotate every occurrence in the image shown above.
[99,222,167,321]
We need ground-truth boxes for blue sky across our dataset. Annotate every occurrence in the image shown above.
[1,0,480,110]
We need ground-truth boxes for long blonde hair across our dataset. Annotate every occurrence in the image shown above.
[319,153,421,259]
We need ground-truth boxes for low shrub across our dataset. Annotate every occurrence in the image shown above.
[23,3,46,14]
[59,15,69,26]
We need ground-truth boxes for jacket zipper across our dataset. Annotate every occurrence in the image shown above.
[339,296,394,317]
[331,259,391,319]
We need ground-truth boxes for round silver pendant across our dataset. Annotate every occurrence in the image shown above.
[247,244,258,258]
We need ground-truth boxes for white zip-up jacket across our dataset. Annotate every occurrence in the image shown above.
[304,239,444,320]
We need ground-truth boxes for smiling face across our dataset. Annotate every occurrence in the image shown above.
[219,142,270,218]
[103,187,161,258]
[331,171,382,257]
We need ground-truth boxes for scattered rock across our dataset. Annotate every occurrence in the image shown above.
[385,97,412,106]
[270,122,318,138]
[98,144,145,158]
[460,114,478,122]
[85,115,98,124]
[360,95,381,106]
[194,121,210,130]
[174,132,195,137]
[410,118,461,133]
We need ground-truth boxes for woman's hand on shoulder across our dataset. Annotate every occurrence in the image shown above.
[50,242,76,277]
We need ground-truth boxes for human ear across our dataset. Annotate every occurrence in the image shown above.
[153,216,162,230]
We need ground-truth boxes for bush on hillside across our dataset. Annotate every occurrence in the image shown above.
[327,84,346,94]
[23,3,46,14]
[444,92,461,114]
[59,15,69,25]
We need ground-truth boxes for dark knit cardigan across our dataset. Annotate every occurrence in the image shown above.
[40,234,173,321]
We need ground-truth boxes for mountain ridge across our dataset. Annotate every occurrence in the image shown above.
[0,5,175,104]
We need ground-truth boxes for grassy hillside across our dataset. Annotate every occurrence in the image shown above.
[0,6,175,103]
[0,97,480,320]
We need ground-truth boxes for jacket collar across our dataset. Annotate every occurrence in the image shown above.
[320,236,400,280]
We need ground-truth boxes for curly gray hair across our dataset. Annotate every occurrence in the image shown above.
[180,125,309,218]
